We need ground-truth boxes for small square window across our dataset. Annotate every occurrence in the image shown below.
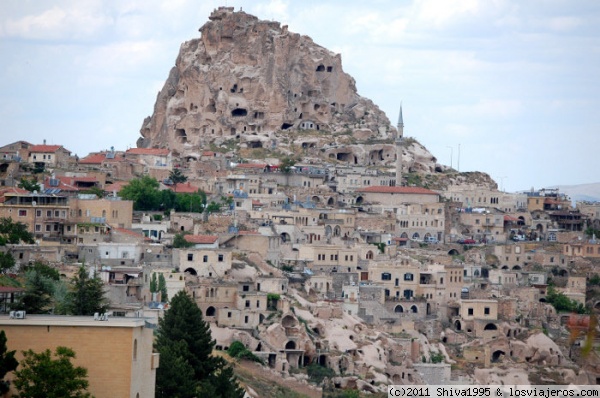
[188,253,193,261]
[468,308,474,316]
[218,254,224,262]
[484,307,490,315]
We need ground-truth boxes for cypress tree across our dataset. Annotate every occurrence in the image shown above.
[154,291,244,398]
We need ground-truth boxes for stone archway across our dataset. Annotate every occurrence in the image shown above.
[484,323,498,330]
[394,305,404,313]
[206,306,216,317]
[184,267,197,276]
[285,341,296,349]
[455,320,462,331]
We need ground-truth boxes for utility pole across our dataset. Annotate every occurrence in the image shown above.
[457,144,461,172]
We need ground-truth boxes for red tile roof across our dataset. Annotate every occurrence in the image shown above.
[0,286,25,293]
[202,151,216,156]
[126,148,170,156]
[171,182,200,194]
[357,186,439,195]
[504,215,519,222]
[105,181,129,193]
[29,145,66,153]
[252,200,264,206]
[112,227,151,241]
[79,153,107,164]
[0,187,30,202]
[184,235,218,244]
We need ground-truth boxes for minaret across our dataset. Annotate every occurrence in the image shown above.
[395,104,404,186]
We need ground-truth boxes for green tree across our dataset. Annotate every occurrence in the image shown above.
[172,233,193,249]
[13,346,93,398]
[80,186,104,198]
[155,340,197,398]
[14,270,55,314]
[22,261,60,281]
[119,176,161,211]
[169,168,188,185]
[0,251,15,273]
[0,330,18,395]
[174,190,207,213]
[0,218,34,245]
[158,273,168,302]
[66,266,108,316]
[150,273,158,294]
[280,157,296,173]
[547,286,588,314]
[18,177,41,193]
[155,291,244,398]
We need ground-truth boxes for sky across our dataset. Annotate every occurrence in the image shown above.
[1,0,599,193]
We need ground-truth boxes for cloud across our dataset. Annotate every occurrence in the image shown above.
[1,2,113,41]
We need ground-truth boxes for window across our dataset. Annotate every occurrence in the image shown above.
[18,209,27,217]
[484,307,490,315]
[227,312,232,318]
[404,273,414,281]
[218,254,224,262]
[244,315,249,323]
[381,273,391,281]
[203,255,208,262]
[242,285,249,292]
[35,224,41,232]
[45,225,51,232]
[187,253,193,261]
[245,300,250,308]
[36,210,41,217]
[54,210,60,217]
[468,308,474,316]
[256,300,260,308]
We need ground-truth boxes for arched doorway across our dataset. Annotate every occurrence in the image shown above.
[484,323,498,330]
[285,341,296,349]
[492,350,505,363]
[455,320,462,331]
[394,305,404,313]
[410,305,418,313]
[184,267,197,276]
[206,306,216,317]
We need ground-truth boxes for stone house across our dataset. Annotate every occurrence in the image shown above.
[0,140,31,161]
[69,196,134,229]
[457,210,506,243]
[396,202,446,242]
[455,299,500,339]
[0,187,71,242]
[1,315,158,398]
[443,186,527,213]
[356,186,440,208]
[368,259,420,300]
[175,248,232,278]
[26,143,73,168]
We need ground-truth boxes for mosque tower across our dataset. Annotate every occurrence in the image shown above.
[395,104,404,186]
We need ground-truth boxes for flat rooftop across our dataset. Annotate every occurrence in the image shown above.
[0,314,147,328]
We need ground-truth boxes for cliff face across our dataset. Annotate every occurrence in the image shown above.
[138,7,395,154]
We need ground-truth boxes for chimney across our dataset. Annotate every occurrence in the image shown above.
[43,139,46,145]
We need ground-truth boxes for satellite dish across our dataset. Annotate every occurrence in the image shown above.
[31,201,36,206]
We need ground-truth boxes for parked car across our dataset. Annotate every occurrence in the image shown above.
[424,236,439,244]
[457,238,477,245]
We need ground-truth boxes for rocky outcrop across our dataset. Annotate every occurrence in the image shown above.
[138,6,395,155]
